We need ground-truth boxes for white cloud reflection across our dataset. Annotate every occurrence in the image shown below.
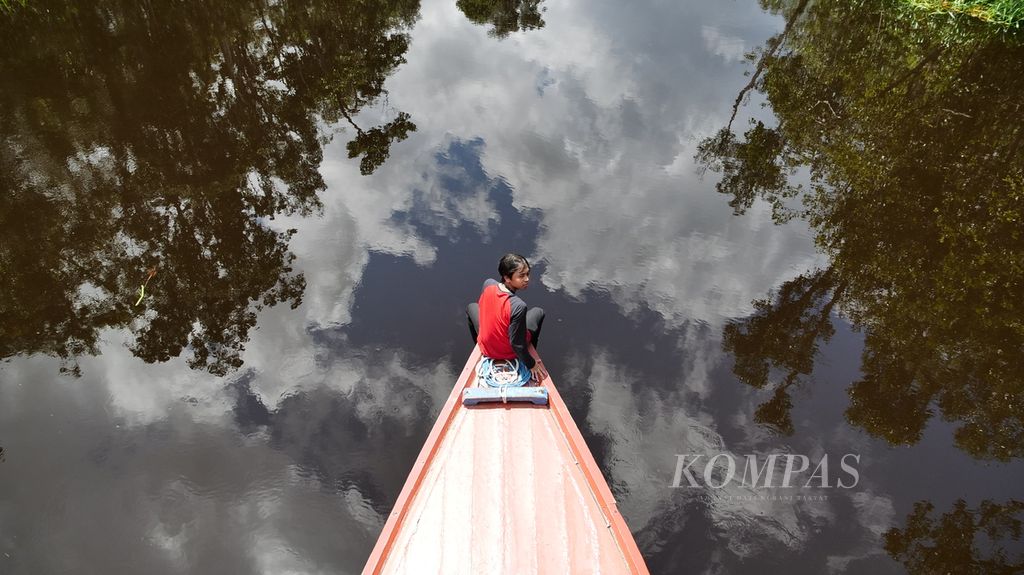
[230,0,821,339]
[319,0,826,332]
[576,348,896,566]
[702,25,749,63]
[0,340,456,574]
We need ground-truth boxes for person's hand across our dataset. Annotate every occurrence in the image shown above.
[530,360,548,383]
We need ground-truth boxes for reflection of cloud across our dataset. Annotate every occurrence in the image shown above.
[0,356,359,574]
[26,311,456,432]
[270,133,505,330]
[701,25,748,62]
[239,302,456,416]
[372,0,822,331]
[533,184,819,328]
[0,342,456,574]
[246,0,812,336]
[83,329,234,425]
[575,348,895,564]
[267,153,432,329]
[823,491,897,573]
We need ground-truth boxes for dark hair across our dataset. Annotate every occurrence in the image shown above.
[498,253,529,281]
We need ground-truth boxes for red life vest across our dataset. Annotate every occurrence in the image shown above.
[477,283,530,360]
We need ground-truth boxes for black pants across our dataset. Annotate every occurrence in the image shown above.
[466,303,545,349]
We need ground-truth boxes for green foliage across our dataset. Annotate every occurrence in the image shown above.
[457,0,545,38]
[0,0,26,13]
[0,0,419,375]
[698,0,1024,459]
[902,0,1024,29]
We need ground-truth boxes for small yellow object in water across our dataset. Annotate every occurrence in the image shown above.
[134,266,158,306]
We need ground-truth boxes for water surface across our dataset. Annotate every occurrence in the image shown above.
[2,0,1023,573]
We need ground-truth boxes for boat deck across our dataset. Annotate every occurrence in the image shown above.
[363,346,648,574]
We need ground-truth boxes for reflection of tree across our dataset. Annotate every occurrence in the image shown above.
[723,269,842,435]
[0,0,419,375]
[696,121,795,223]
[698,0,1024,459]
[342,111,417,176]
[457,0,545,38]
[885,499,1024,574]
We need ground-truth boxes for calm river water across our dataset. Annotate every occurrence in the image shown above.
[2,0,1023,573]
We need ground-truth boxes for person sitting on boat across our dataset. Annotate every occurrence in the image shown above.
[466,253,549,383]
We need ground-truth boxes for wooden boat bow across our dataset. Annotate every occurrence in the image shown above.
[362,345,650,574]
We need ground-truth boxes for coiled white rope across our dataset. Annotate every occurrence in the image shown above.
[476,357,531,401]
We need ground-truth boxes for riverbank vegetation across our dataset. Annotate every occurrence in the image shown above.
[0,0,25,12]
[697,0,1023,460]
[698,0,1024,569]
[903,0,1024,28]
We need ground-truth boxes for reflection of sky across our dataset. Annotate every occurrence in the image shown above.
[377,0,823,329]
[2,0,1024,574]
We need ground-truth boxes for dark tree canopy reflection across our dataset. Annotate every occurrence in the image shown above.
[885,499,1024,574]
[457,0,545,38]
[0,0,419,375]
[723,269,842,435]
[698,0,1024,460]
